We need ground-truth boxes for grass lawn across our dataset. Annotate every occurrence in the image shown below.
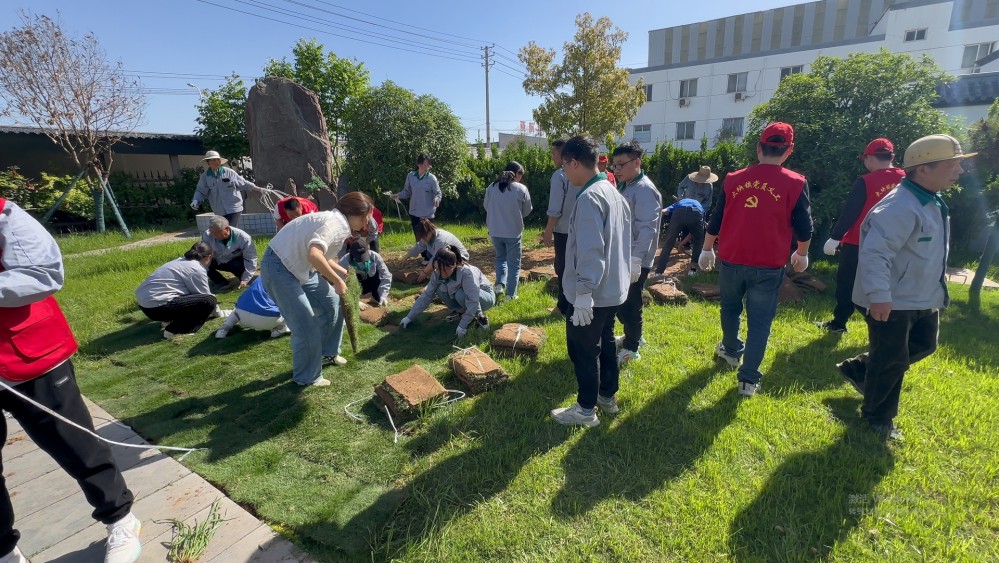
[61,219,998,562]
[55,222,190,256]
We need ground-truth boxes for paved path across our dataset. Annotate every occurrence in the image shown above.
[64,229,199,259]
[6,399,312,562]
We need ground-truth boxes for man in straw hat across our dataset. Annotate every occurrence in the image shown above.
[816,138,905,334]
[190,150,263,228]
[698,122,813,398]
[836,134,973,441]
[676,165,717,211]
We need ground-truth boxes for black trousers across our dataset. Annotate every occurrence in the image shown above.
[553,232,570,315]
[0,361,134,555]
[616,268,650,351]
[358,271,384,300]
[139,294,217,334]
[409,215,431,260]
[566,305,620,410]
[840,308,939,426]
[831,243,860,328]
[655,207,705,274]
[223,212,241,228]
[208,257,246,286]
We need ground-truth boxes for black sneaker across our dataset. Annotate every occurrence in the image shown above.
[836,360,865,395]
[474,313,490,330]
[444,311,462,323]
[815,320,847,334]
[869,422,902,441]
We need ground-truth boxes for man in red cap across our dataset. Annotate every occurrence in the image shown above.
[698,122,814,397]
[817,138,905,334]
[597,154,617,186]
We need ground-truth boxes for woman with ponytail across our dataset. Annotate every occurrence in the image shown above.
[135,242,225,339]
[399,245,495,339]
[484,161,532,298]
[405,218,470,282]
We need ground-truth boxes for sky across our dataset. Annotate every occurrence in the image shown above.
[0,0,803,141]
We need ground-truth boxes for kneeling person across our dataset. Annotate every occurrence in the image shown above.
[215,277,289,339]
[400,245,495,339]
[338,238,392,308]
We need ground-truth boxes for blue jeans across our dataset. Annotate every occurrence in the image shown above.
[491,236,522,297]
[437,285,496,317]
[718,261,785,384]
[260,248,343,385]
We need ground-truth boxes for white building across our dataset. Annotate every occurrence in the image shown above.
[627,0,999,150]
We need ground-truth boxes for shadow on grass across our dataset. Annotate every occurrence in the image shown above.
[765,332,866,395]
[551,365,739,517]
[186,327,278,357]
[122,372,306,464]
[938,300,999,364]
[728,397,894,561]
[82,320,168,356]
[293,356,578,557]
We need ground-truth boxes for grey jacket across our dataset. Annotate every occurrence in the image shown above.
[0,200,64,308]
[201,227,258,283]
[409,264,491,330]
[193,167,257,215]
[854,178,950,310]
[676,177,713,210]
[338,250,392,301]
[135,258,212,309]
[407,228,469,261]
[545,169,581,234]
[563,175,632,307]
[620,173,662,268]
[484,181,533,238]
[397,172,441,218]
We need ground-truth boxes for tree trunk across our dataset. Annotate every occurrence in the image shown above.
[92,185,106,233]
[969,224,999,311]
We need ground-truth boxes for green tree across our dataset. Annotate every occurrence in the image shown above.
[519,13,645,142]
[194,73,250,170]
[263,39,369,175]
[746,49,952,237]
[343,81,466,200]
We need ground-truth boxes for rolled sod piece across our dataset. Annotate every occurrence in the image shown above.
[341,272,361,352]
[450,346,508,394]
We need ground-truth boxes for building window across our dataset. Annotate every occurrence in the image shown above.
[721,117,744,138]
[904,28,927,42]
[727,72,748,93]
[633,124,652,143]
[676,121,695,141]
[679,78,698,98]
[963,42,995,68]
[645,84,653,101]
[780,65,804,80]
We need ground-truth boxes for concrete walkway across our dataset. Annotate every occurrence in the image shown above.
[64,229,199,259]
[6,399,312,562]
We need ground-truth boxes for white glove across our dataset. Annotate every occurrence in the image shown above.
[698,248,716,271]
[378,296,389,307]
[571,294,594,327]
[190,201,199,211]
[630,257,643,285]
[790,251,809,272]
[823,238,840,256]
[400,317,411,329]
[455,326,467,338]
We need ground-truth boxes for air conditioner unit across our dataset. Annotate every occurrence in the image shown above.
[679,98,690,107]
[734,92,745,101]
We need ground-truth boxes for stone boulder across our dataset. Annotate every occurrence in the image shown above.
[245,77,335,212]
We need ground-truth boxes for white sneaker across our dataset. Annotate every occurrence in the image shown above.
[494,283,505,294]
[105,513,141,563]
[163,330,177,340]
[215,308,233,319]
[0,546,27,563]
[596,395,620,414]
[299,377,331,387]
[550,403,600,427]
[215,328,229,339]
[270,324,291,338]
[738,381,761,397]
[617,348,640,366]
[322,355,347,366]
[715,342,741,368]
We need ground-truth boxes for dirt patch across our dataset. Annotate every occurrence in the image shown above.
[381,242,557,282]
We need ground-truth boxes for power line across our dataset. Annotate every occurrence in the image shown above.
[193,0,482,65]
[303,0,485,48]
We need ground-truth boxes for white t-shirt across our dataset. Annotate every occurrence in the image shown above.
[268,211,351,283]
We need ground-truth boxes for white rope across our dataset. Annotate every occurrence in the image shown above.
[257,184,291,212]
[0,380,205,461]
[343,389,466,445]
[452,345,485,371]
[383,405,400,444]
[382,191,406,219]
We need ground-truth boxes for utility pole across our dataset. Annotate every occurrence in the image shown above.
[482,45,493,151]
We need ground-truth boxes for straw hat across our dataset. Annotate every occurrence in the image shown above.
[688,165,718,184]
[903,135,976,168]
[202,150,228,164]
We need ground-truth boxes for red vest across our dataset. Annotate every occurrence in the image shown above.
[275,196,319,223]
[718,164,806,268]
[841,167,906,246]
[0,198,79,382]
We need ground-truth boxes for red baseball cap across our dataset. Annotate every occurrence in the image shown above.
[863,138,894,156]
[760,122,794,146]
[597,154,609,163]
